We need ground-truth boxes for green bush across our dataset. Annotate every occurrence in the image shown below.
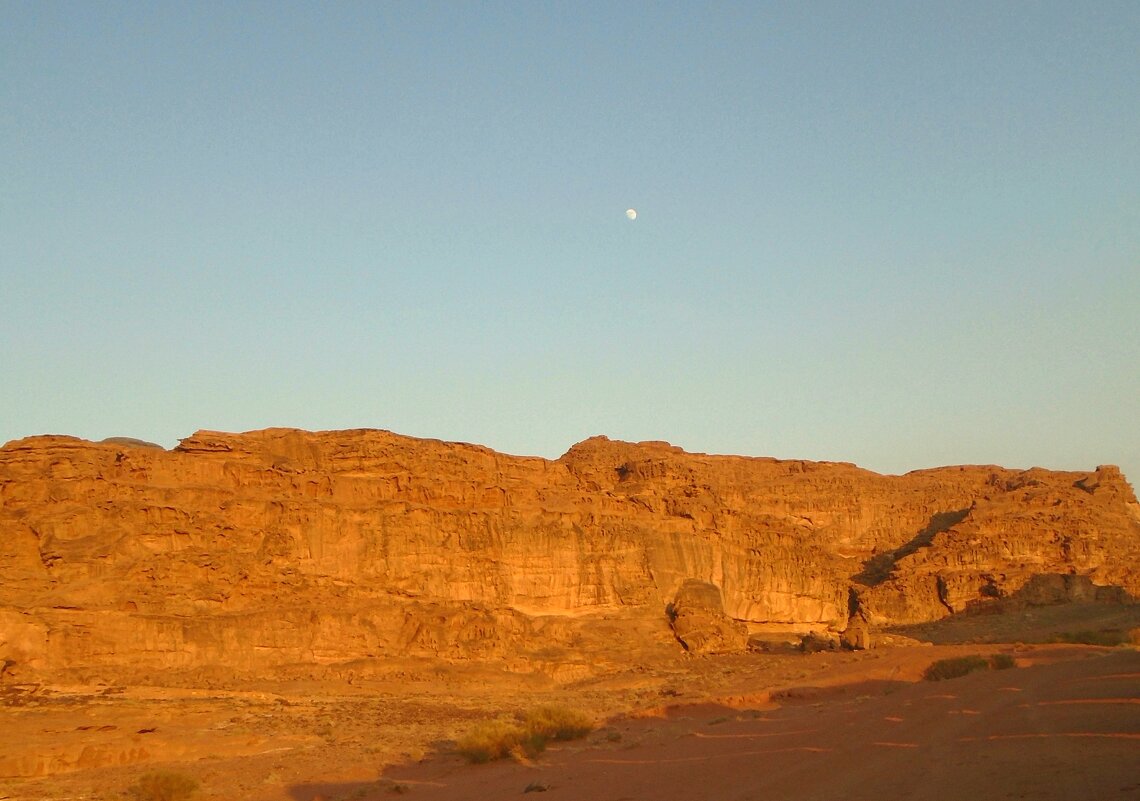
[457,705,593,764]
[124,771,198,801]
[922,655,990,681]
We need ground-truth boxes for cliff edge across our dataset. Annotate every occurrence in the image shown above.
[2,428,1137,682]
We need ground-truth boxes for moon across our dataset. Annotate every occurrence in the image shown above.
[625,208,637,220]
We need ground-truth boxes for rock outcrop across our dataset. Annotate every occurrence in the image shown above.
[668,579,748,654]
[1,428,1137,682]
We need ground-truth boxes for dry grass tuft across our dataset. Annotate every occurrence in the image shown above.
[456,705,593,763]
[922,655,990,681]
[523,705,594,741]
[989,653,1016,670]
[455,719,545,764]
[124,770,199,801]
[1048,629,1128,647]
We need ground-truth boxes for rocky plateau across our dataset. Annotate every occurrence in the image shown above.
[2,427,1138,685]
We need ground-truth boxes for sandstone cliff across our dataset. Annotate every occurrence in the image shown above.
[1,428,1137,682]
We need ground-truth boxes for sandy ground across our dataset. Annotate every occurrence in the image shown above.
[2,604,1138,801]
[358,648,1140,801]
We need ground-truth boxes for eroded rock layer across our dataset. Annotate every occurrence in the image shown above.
[1,429,1137,681]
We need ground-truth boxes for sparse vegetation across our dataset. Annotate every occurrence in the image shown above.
[124,771,199,801]
[922,655,991,681]
[1048,629,1128,646]
[989,653,1016,670]
[922,652,1017,679]
[455,718,546,763]
[456,705,593,764]
[523,704,594,741]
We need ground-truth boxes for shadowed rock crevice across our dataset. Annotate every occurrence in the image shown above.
[884,575,1140,645]
[853,508,971,586]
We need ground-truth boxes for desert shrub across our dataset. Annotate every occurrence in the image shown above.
[1049,629,1128,647]
[922,655,990,681]
[989,653,1016,670]
[523,705,594,741]
[457,705,593,764]
[455,719,545,764]
[124,771,198,801]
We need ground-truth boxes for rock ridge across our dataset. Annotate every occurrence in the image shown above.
[1,428,1137,682]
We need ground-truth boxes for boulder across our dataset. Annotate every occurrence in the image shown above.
[841,617,872,650]
[669,580,748,654]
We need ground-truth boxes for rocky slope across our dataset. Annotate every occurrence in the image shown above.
[1,428,1137,681]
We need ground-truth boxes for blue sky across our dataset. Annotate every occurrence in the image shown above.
[3,2,1138,483]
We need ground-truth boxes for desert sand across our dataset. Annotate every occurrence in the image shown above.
[369,647,1140,801]
[3,615,1138,800]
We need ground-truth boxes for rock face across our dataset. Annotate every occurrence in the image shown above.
[1,428,1137,682]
